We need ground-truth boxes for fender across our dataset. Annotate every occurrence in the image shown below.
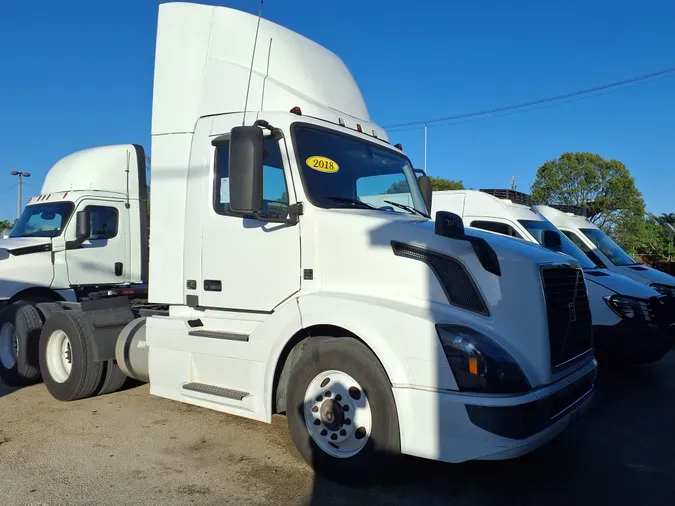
[261,291,456,422]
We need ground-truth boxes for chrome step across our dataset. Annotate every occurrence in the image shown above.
[182,382,249,401]
[188,330,249,342]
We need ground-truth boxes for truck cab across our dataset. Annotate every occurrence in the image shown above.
[535,204,675,299]
[0,144,148,307]
[432,189,674,363]
[0,144,147,384]
[23,2,598,483]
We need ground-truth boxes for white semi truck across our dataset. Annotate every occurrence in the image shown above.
[0,144,148,385]
[432,189,675,364]
[0,3,597,482]
[535,204,675,297]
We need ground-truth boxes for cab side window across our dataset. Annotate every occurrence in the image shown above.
[214,138,289,219]
[86,206,118,239]
[471,220,522,239]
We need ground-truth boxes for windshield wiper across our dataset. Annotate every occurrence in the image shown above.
[383,200,430,218]
[322,197,376,209]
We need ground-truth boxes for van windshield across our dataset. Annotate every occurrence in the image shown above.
[519,219,596,269]
[10,202,74,238]
[292,125,428,216]
[580,227,637,266]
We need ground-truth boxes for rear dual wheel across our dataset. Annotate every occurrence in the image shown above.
[0,303,43,386]
[39,310,126,401]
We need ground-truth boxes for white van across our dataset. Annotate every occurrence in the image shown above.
[535,204,675,298]
[433,189,674,364]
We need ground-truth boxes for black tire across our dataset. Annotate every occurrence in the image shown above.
[0,302,43,386]
[35,302,66,322]
[38,310,104,401]
[96,360,127,396]
[286,337,400,485]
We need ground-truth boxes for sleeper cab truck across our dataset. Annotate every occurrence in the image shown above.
[29,2,596,484]
[0,144,148,386]
[430,189,675,364]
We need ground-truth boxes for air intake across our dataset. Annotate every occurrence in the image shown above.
[392,242,489,315]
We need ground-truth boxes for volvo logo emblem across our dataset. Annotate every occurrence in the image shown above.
[568,301,577,322]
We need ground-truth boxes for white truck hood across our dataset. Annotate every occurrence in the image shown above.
[0,237,51,253]
[584,268,661,299]
[619,264,675,287]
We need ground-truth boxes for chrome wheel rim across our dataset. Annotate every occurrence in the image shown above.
[303,370,372,458]
[46,330,72,383]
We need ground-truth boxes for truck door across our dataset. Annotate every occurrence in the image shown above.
[198,135,301,312]
[65,200,130,286]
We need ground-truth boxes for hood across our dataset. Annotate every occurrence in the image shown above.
[0,237,52,253]
[584,268,661,299]
[621,264,675,287]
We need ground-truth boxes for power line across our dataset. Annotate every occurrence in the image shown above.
[0,184,17,197]
[388,72,675,133]
[385,66,675,130]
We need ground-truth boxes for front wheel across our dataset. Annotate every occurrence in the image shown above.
[286,337,400,485]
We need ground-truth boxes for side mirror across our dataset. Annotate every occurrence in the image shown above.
[434,211,464,238]
[66,210,91,250]
[75,210,91,241]
[543,229,562,250]
[228,126,263,214]
[417,174,433,214]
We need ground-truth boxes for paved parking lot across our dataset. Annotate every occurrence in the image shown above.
[1,351,674,506]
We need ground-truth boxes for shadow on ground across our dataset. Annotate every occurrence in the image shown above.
[306,351,675,506]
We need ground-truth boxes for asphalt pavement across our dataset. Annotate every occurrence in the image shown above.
[1,351,673,506]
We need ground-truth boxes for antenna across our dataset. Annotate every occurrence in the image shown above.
[243,0,264,126]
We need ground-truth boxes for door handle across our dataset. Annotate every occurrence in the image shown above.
[115,262,123,276]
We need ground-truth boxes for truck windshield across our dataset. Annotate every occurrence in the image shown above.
[519,219,596,269]
[580,227,637,266]
[292,125,427,216]
[10,202,74,238]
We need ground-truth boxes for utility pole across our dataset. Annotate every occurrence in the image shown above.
[10,171,30,219]
[423,122,428,172]
[510,175,519,191]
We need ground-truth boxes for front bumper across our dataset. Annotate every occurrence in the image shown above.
[593,321,675,364]
[393,358,597,463]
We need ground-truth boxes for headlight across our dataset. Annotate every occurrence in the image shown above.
[603,295,651,321]
[650,283,675,299]
[436,325,531,394]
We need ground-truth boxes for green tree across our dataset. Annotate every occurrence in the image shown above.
[385,180,410,194]
[530,152,645,251]
[0,220,11,230]
[638,215,675,264]
[429,177,464,191]
[385,177,464,194]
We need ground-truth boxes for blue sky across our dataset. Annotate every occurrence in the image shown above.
[1,0,673,220]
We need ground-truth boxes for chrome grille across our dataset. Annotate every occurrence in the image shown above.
[541,266,593,369]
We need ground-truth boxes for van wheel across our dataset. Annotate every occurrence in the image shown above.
[286,337,400,485]
[38,310,103,401]
[96,360,128,396]
[0,303,43,386]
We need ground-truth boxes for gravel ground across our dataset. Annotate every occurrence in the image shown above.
[1,351,674,506]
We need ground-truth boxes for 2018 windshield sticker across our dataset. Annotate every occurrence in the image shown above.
[306,156,339,173]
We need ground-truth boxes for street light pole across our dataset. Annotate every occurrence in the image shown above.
[10,171,30,220]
